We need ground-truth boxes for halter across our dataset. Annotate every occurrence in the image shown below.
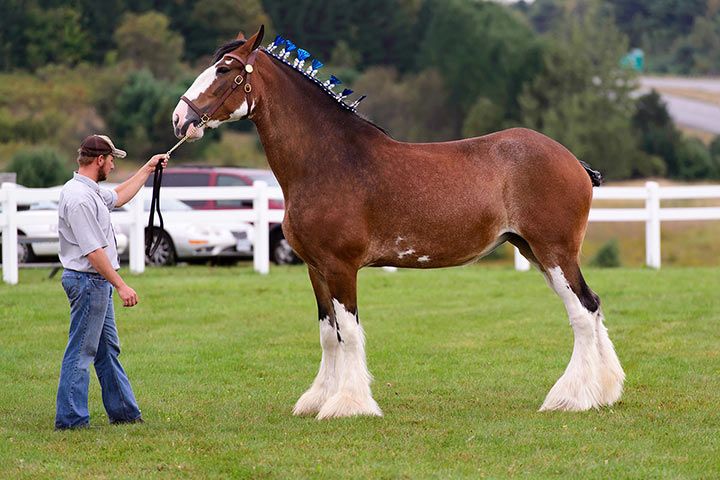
[180,50,259,127]
[146,50,259,258]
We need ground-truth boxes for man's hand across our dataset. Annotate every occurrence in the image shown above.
[145,153,169,173]
[117,284,139,307]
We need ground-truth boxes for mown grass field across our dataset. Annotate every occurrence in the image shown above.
[1,265,719,479]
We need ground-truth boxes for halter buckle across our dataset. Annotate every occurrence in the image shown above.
[244,83,252,93]
[200,114,210,123]
[234,74,244,85]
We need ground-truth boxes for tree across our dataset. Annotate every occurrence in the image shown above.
[107,70,218,161]
[462,97,506,138]
[352,66,455,142]
[180,0,272,61]
[519,1,642,179]
[24,6,90,70]
[9,147,71,187]
[417,0,543,124]
[113,11,184,79]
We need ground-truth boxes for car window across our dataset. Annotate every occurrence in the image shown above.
[217,175,251,208]
[162,173,211,187]
[160,172,211,208]
[244,172,279,186]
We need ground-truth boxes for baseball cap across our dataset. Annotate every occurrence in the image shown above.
[79,134,127,158]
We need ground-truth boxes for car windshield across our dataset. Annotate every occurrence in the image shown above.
[244,171,279,187]
[142,198,192,212]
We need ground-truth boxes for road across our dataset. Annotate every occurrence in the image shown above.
[639,76,720,134]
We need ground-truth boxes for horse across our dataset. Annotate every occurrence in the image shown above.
[171,26,625,419]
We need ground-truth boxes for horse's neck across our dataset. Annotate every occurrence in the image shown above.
[252,57,387,191]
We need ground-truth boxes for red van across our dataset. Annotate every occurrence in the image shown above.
[147,166,300,264]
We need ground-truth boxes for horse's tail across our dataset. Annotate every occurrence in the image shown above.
[579,160,603,187]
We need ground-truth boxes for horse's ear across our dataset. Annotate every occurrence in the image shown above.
[236,31,246,41]
[249,25,264,51]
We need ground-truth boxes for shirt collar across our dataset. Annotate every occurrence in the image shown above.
[73,172,100,193]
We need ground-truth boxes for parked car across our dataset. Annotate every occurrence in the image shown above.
[146,166,301,265]
[1,200,128,264]
[114,197,254,266]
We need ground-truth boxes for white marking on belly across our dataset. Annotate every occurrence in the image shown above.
[397,248,415,259]
[418,256,430,262]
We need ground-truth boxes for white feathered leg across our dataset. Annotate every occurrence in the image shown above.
[317,299,382,419]
[293,316,341,416]
[595,310,625,406]
[540,267,604,411]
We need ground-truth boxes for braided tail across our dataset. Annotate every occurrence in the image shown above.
[579,160,603,187]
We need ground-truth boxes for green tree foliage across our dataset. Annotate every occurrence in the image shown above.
[107,70,217,161]
[675,137,720,179]
[8,147,71,187]
[632,90,679,175]
[590,239,622,267]
[2,5,90,71]
[181,0,272,61]
[462,97,506,138]
[113,12,184,79]
[417,0,542,121]
[263,0,419,71]
[519,2,642,179]
[352,66,455,142]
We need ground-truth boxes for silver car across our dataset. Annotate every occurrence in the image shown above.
[115,198,254,266]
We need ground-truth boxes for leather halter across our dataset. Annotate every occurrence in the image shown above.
[181,50,259,126]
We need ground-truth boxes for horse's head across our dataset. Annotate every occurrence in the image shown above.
[172,26,265,140]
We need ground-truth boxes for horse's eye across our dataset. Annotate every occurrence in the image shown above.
[217,66,231,74]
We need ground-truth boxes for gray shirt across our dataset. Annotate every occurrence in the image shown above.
[58,172,119,272]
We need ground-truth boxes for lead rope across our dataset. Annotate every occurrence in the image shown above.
[145,123,205,258]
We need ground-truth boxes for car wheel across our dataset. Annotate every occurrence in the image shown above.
[0,233,34,264]
[270,229,301,265]
[145,229,176,266]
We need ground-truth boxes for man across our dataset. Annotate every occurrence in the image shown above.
[55,134,168,430]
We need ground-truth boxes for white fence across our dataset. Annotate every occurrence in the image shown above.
[2,181,720,284]
[1,181,283,285]
[513,181,720,271]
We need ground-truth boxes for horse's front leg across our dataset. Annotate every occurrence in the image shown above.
[293,264,382,419]
[293,267,342,416]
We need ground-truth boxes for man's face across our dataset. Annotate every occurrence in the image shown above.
[97,154,115,182]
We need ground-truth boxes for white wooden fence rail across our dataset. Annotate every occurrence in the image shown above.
[1,181,282,285]
[2,181,720,285]
[513,181,720,271]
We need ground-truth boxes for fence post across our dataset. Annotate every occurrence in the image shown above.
[514,247,531,271]
[128,191,145,274]
[253,181,269,274]
[645,181,661,269]
[1,183,19,284]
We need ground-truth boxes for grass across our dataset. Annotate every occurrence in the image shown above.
[1,264,719,479]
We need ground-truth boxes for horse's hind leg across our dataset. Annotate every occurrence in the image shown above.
[523,245,624,411]
[293,267,341,416]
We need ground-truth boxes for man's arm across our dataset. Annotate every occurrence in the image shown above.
[86,248,138,307]
[114,154,168,208]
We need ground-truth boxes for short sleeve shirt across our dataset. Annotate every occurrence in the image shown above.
[58,172,119,272]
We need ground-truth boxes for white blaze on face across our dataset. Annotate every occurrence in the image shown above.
[172,62,220,139]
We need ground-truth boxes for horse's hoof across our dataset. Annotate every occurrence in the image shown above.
[293,389,330,416]
[316,392,383,419]
[539,375,604,412]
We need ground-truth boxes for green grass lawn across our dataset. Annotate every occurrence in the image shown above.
[1,265,719,479]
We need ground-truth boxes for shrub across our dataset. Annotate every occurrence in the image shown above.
[8,147,71,187]
[590,239,621,268]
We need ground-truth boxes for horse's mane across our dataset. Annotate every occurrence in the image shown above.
[212,39,391,138]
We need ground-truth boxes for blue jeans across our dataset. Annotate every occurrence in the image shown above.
[55,270,141,429]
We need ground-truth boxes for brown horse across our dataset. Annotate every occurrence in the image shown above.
[172,26,624,418]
